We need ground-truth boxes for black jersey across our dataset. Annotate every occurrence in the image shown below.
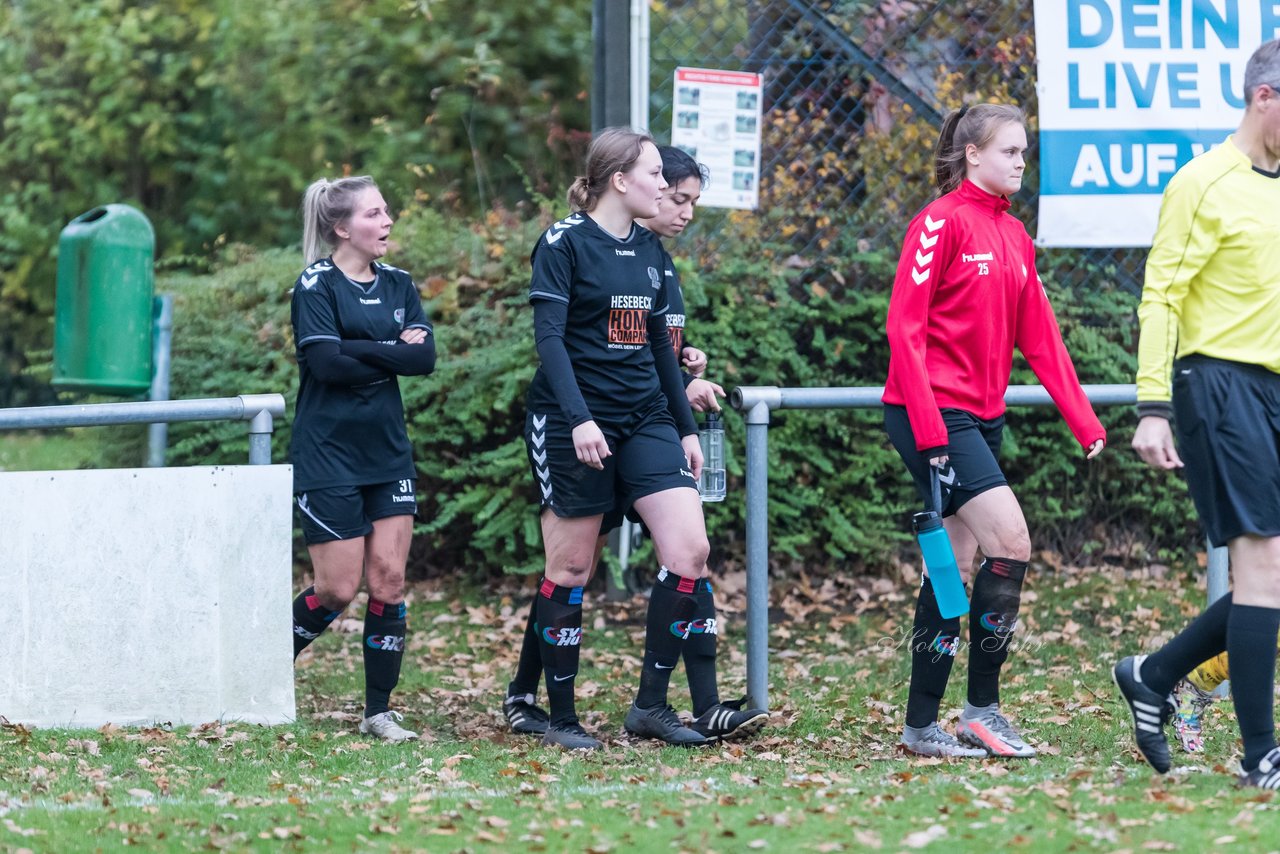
[289,258,431,491]
[527,214,675,425]
[658,244,687,360]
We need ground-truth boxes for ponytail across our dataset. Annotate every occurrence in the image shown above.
[933,107,968,195]
[566,176,592,211]
[299,175,379,265]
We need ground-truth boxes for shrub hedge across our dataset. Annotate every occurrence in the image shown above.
[147,201,1201,578]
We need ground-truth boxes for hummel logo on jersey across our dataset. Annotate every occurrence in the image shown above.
[911,214,946,286]
[359,297,382,305]
[300,260,333,289]
[962,251,993,277]
[616,248,636,257]
[543,626,583,647]
[544,214,585,245]
[530,415,552,500]
[680,468,694,480]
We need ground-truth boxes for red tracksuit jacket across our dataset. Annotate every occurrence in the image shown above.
[882,179,1105,454]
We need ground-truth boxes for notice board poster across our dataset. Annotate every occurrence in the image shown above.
[1034,1,1275,246]
[670,67,763,210]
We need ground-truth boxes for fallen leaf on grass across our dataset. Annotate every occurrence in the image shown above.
[902,824,946,848]
[66,739,100,756]
[853,830,882,848]
[2,819,42,837]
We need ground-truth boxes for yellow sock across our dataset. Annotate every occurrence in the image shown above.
[1187,652,1230,692]
[1185,632,1280,692]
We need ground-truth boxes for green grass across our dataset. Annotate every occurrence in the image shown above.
[0,428,122,472]
[3,565,1279,852]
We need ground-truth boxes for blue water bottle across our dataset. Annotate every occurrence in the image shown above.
[912,466,969,619]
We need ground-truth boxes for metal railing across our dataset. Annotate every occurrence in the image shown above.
[0,394,286,466]
[731,383,1228,710]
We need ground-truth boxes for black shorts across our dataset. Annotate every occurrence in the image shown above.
[884,405,1007,516]
[1173,355,1280,547]
[601,504,644,536]
[295,479,418,545]
[526,396,697,518]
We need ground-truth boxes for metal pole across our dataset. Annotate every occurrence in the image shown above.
[592,0,631,131]
[146,294,174,467]
[240,394,283,466]
[629,0,650,132]
[744,399,772,711]
[0,395,285,431]
[1207,541,1230,698]
[1206,542,1229,604]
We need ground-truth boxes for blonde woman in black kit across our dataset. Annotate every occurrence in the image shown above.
[287,176,435,743]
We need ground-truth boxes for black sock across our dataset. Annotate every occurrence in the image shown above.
[508,599,542,700]
[537,578,584,727]
[1139,593,1232,697]
[362,599,407,718]
[682,578,721,717]
[905,577,961,728]
[967,557,1028,709]
[292,586,340,658]
[1227,603,1280,771]
[636,567,698,709]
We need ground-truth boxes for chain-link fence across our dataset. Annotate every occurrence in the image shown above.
[646,0,1149,297]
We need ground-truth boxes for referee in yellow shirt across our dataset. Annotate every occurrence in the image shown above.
[1113,38,1280,789]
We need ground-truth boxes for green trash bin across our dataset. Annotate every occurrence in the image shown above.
[52,204,155,395]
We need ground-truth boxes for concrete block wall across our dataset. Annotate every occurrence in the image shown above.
[0,465,296,728]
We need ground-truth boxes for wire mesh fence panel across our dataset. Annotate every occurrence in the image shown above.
[647,0,1149,298]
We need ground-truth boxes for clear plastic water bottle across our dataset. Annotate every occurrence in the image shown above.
[698,411,726,502]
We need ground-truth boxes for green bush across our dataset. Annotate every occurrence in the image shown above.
[0,0,589,406]
[147,196,1201,579]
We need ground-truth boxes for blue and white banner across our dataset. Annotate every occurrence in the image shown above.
[1034,1,1278,246]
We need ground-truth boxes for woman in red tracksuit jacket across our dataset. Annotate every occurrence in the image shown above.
[882,103,1106,759]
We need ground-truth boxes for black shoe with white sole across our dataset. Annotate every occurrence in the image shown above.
[1113,654,1174,773]
[1240,746,1280,789]
[624,703,708,746]
[541,719,602,750]
[690,698,769,742]
[502,693,549,735]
